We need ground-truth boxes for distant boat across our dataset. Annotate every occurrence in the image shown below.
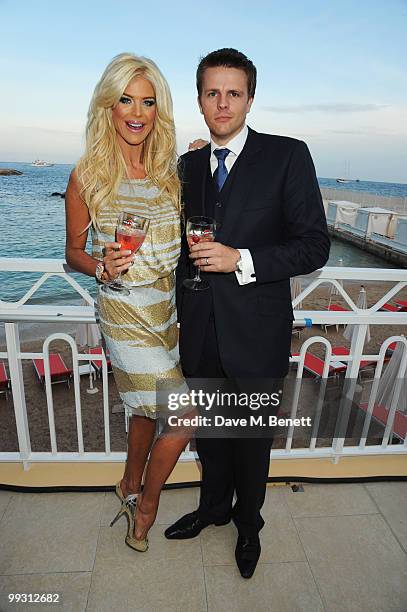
[336,178,360,184]
[336,160,359,184]
[31,160,54,167]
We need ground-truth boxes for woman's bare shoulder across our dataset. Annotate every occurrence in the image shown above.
[68,167,81,190]
[66,166,87,213]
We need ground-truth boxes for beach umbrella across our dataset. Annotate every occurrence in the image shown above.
[343,285,371,344]
[75,303,102,395]
[75,321,101,348]
[290,277,303,309]
[376,340,407,415]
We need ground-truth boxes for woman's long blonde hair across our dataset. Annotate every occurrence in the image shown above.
[77,53,180,228]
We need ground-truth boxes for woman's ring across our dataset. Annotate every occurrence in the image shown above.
[205,257,209,266]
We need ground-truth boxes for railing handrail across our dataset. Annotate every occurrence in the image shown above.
[1,259,407,323]
[0,305,98,323]
[1,257,407,281]
[0,307,406,325]
[0,258,76,273]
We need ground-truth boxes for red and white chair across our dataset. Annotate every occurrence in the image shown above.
[291,352,347,380]
[0,362,10,399]
[359,402,407,442]
[89,346,112,377]
[33,354,73,387]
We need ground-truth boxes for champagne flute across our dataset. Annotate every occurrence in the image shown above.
[102,211,149,295]
[183,216,216,291]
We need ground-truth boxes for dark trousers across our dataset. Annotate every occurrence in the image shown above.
[183,315,273,538]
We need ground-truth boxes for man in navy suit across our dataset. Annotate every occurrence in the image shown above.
[165,48,330,578]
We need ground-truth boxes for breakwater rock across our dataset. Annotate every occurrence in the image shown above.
[50,192,66,198]
[0,168,23,176]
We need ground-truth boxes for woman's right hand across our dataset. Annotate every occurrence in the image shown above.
[188,138,209,151]
[102,242,135,281]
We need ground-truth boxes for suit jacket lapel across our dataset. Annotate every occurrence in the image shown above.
[186,145,210,218]
[217,128,262,244]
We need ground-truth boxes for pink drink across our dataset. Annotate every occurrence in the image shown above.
[187,229,214,249]
[117,229,146,254]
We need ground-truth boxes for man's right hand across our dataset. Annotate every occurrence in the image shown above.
[102,242,134,281]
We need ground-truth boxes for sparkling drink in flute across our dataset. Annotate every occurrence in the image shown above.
[102,211,149,295]
[183,216,216,291]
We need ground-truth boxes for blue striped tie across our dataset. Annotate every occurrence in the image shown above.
[213,148,231,191]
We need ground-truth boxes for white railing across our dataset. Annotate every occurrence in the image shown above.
[1,258,407,471]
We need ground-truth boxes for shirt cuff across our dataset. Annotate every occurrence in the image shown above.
[235,249,256,285]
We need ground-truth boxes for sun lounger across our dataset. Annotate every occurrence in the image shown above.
[332,345,393,376]
[78,363,94,376]
[322,303,350,332]
[291,352,347,379]
[331,346,377,370]
[385,341,397,356]
[0,362,10,398]
[359,402,407,441]
[379,302,405,312]
[292,325,305,339]
[380,303,398,312]
[33,354,73,387]
[327,304,349,312]
[89,347,112,376]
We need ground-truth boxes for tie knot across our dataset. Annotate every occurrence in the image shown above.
[214,148,231,162]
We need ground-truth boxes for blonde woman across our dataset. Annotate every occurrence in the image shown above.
[65,53,194,552]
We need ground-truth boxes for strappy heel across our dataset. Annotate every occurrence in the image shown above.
[110,482,149,552]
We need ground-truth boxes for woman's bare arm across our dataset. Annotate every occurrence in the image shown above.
[65,170,135,280]
[65,169,98,276]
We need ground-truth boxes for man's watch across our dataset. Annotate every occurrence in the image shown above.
[236,256,243,273]
[95,261,105,283]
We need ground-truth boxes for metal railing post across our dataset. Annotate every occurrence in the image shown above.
[5,323,31,469]
[332,324,368,460]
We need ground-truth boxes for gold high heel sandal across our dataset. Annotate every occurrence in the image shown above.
[110,482,149,552]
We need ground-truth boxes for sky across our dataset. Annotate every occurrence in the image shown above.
[0,0,406,182]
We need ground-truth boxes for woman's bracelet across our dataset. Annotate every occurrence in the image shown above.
[95,261,105,282]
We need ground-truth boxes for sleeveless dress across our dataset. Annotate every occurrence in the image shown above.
[92,179,185,419]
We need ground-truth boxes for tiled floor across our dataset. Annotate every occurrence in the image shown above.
[0,482,406,611]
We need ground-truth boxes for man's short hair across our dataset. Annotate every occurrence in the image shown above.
[196,48,257,99]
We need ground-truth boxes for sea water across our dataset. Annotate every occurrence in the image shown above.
[1,162,406,306]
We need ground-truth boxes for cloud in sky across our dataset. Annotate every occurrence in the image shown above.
[0,125,83,164]
[328,128,398,136]
[13,125,81,137]
[261,104,389,114]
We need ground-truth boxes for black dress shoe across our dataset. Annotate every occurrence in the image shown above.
[164,511,229,540]
[235,535,261,579]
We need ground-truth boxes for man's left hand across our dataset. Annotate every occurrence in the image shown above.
[189,241,240,273]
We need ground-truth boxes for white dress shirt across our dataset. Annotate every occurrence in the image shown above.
[210,125,256,285]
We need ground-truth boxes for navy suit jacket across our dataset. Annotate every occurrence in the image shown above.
[176,127,330,377]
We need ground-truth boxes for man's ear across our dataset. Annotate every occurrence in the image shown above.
[246,96,254,114]
[197,95,203,114]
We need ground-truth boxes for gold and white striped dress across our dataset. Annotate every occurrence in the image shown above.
[93,179,184,419]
